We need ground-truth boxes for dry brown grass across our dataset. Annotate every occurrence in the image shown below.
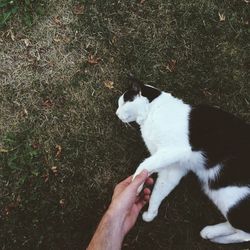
[0,0,82,134]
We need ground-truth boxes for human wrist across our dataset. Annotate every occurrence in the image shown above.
[105,206,126,238]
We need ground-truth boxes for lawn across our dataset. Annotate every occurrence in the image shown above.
[0,0,249,249]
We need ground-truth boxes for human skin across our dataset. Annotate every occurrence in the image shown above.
[87,170,154,250]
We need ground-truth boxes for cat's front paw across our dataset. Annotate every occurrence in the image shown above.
[142,211,157,222]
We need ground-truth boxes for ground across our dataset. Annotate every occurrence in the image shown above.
[0,0,249,249]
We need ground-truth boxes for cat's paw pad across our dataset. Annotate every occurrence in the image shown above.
[200,226,216,240]
[142,211,157,222]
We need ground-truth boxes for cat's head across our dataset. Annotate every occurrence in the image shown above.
[116,77,161,124]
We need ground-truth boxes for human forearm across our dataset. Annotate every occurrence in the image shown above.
[87,171,153,250]
[87,210,124,250]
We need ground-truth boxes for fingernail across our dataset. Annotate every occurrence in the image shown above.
[142,169,148,175]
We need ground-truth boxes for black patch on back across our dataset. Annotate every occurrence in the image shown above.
[189,105,250,189]
[227,195,250,233]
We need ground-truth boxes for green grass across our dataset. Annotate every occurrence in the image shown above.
[0,0,46,27]
[0,0,250,249]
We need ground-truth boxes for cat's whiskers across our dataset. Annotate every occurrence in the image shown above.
[126,122,132,128]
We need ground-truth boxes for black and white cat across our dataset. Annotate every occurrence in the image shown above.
[116,78,250,244]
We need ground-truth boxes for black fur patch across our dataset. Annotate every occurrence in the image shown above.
[141,85,161,102]
[123,89,138,102]
[227,195,250,233]
[189,105,250,189]
[123,85,161,103]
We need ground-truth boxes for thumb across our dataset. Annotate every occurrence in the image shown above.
[130,170,148,190]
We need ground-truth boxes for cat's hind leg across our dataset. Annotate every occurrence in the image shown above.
[200,221,236,240]
[210,231,250,244]
[202,197,250,243]
[142,165,187,222]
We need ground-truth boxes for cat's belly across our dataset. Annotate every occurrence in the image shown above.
[204,186,250,217]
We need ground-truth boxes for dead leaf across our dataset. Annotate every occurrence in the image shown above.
[55,144,62,158]
[73,4,85,15]
[4,203,15,215]
[166,59,177,72]
[218,12,226,21]
[42,99,53,108]
[54,16,62,25]
[87,54,101,65]
[104,80,114,89]
[42,172,49,182]
[0,148,8,153]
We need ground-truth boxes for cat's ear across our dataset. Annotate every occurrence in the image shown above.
[128,74,144,93]
[131,80,142,93]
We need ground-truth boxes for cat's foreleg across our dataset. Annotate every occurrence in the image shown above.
[132,147,190,191]
[142,165,188,222]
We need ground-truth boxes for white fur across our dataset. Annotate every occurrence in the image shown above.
[116,94,149,124]
[210,231,250,244]
[204,186,250,217]
[116,90,250,244]
[200,221,250,244]
[142,164,188,222]
[200,222,236,240]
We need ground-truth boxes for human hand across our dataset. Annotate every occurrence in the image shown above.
[108,170,154,237]
[132,162,152,193]
[87,170,154,250]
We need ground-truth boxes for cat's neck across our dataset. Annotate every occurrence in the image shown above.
[136,104,150,125]
[136,92,181,126]
[136,92,162,125]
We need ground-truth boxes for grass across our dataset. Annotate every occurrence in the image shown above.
[0,0,249,249]
[0,0,46,27]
